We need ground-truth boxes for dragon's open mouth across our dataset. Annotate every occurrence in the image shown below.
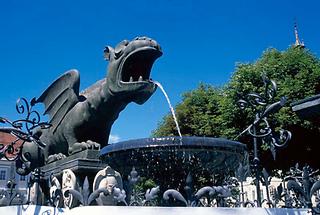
[120,47,162,83]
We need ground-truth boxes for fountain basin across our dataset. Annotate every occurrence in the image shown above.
[100,137,248,189]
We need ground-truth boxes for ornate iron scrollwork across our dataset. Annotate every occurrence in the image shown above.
[284,164,320,214]
[236,76,291,155]
[236,76,291,207]
[0,97,50,171]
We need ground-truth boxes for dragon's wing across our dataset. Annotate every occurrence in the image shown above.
[36,70,80,133]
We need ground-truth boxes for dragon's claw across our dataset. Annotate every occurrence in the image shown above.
[47,153,66,163]
[68,140,100,154]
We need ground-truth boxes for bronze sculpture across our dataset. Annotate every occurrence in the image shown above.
[20,37,162,169]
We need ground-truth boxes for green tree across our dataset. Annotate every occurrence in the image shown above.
[153,46,320,170]
[153,83,224,137]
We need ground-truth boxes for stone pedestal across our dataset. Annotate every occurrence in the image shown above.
[41,149,106,179]
[39,149,108,201]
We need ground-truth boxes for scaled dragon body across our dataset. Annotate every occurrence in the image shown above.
[20,37,162,170]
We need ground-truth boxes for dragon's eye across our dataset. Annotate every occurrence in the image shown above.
[114,40,129,58]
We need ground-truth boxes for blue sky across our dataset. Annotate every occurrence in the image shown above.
[1,0,320,143]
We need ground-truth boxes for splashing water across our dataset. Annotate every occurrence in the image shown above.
[152,80,182,140]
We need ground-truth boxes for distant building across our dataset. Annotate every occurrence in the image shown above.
[293,21,305,48]
[0,158,29,195]
[242,176,283,206]
[0,132,29,202]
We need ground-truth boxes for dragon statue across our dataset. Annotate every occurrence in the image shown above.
[19,37,162,172]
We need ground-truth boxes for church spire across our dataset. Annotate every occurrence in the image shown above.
[294,21,305,48]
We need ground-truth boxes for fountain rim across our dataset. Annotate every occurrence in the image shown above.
[100,136,247,157]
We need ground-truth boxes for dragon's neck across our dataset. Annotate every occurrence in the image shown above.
[82,78,129,129]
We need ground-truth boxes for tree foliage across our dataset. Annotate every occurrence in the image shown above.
[153,83,224,137]
[152,46,320,170]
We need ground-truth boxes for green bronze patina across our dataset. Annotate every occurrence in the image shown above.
[20,37,162,169]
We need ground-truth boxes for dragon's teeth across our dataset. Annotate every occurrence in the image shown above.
[129,76,133,82]
[138,76,143,81]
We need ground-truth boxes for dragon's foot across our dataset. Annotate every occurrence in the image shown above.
[69,140,100,154]
[47,153,67,164]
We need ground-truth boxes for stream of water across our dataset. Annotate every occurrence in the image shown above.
[151,80,182,140]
